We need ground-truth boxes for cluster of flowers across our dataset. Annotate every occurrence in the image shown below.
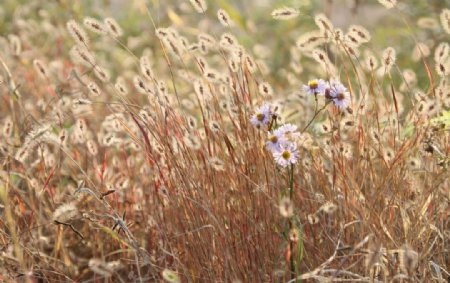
[250,79,350,167]
[302,78,350,110]
[250,104,300,168]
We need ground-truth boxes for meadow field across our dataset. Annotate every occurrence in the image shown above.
[0,0,448,281]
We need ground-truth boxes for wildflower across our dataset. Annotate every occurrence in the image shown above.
[250,103,274,128]
[273,142,299,168]
[265,130,286,151]
[276,123,301,140]
[329,80,351,109]
[303,79,327,96]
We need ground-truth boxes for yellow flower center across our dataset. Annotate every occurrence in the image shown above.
[308,80,318,89]
[256,113,265,121]
[282,150,291,160]
[269,135,278,143]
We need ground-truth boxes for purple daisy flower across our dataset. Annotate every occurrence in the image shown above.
[303,79,327,96]
[250,103,273,128]
[265,130,287,152]
[329,80,351,110]
[275,123,301,140]
[273,142,299,168]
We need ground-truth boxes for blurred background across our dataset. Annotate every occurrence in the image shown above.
[1,0,449,86]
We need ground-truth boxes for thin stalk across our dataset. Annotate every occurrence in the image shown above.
[301,101,330,133]
[288,164,296,281]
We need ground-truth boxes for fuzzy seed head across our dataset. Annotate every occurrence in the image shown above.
[67,20,89,47]
[87,81,101,96]
[33,59,48,79]
[271,7,299,20]
[440,9,450,34]
[296,31,326,51]
[382,47,396,71]
[189,0,207,14]
[114,77,128,95]
[8,35,21,56]
[377,0,397,9]
[315,13,334,34]
[279,196,294,218]
[83,17,106,34]
[140,55,154,81]
[434,42,449,63]
[104,17,123,37]
[53,202,78,222]
[217,9,233,26]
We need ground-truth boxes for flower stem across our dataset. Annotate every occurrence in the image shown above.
[288,164,296,281]
[301,101,330,133]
